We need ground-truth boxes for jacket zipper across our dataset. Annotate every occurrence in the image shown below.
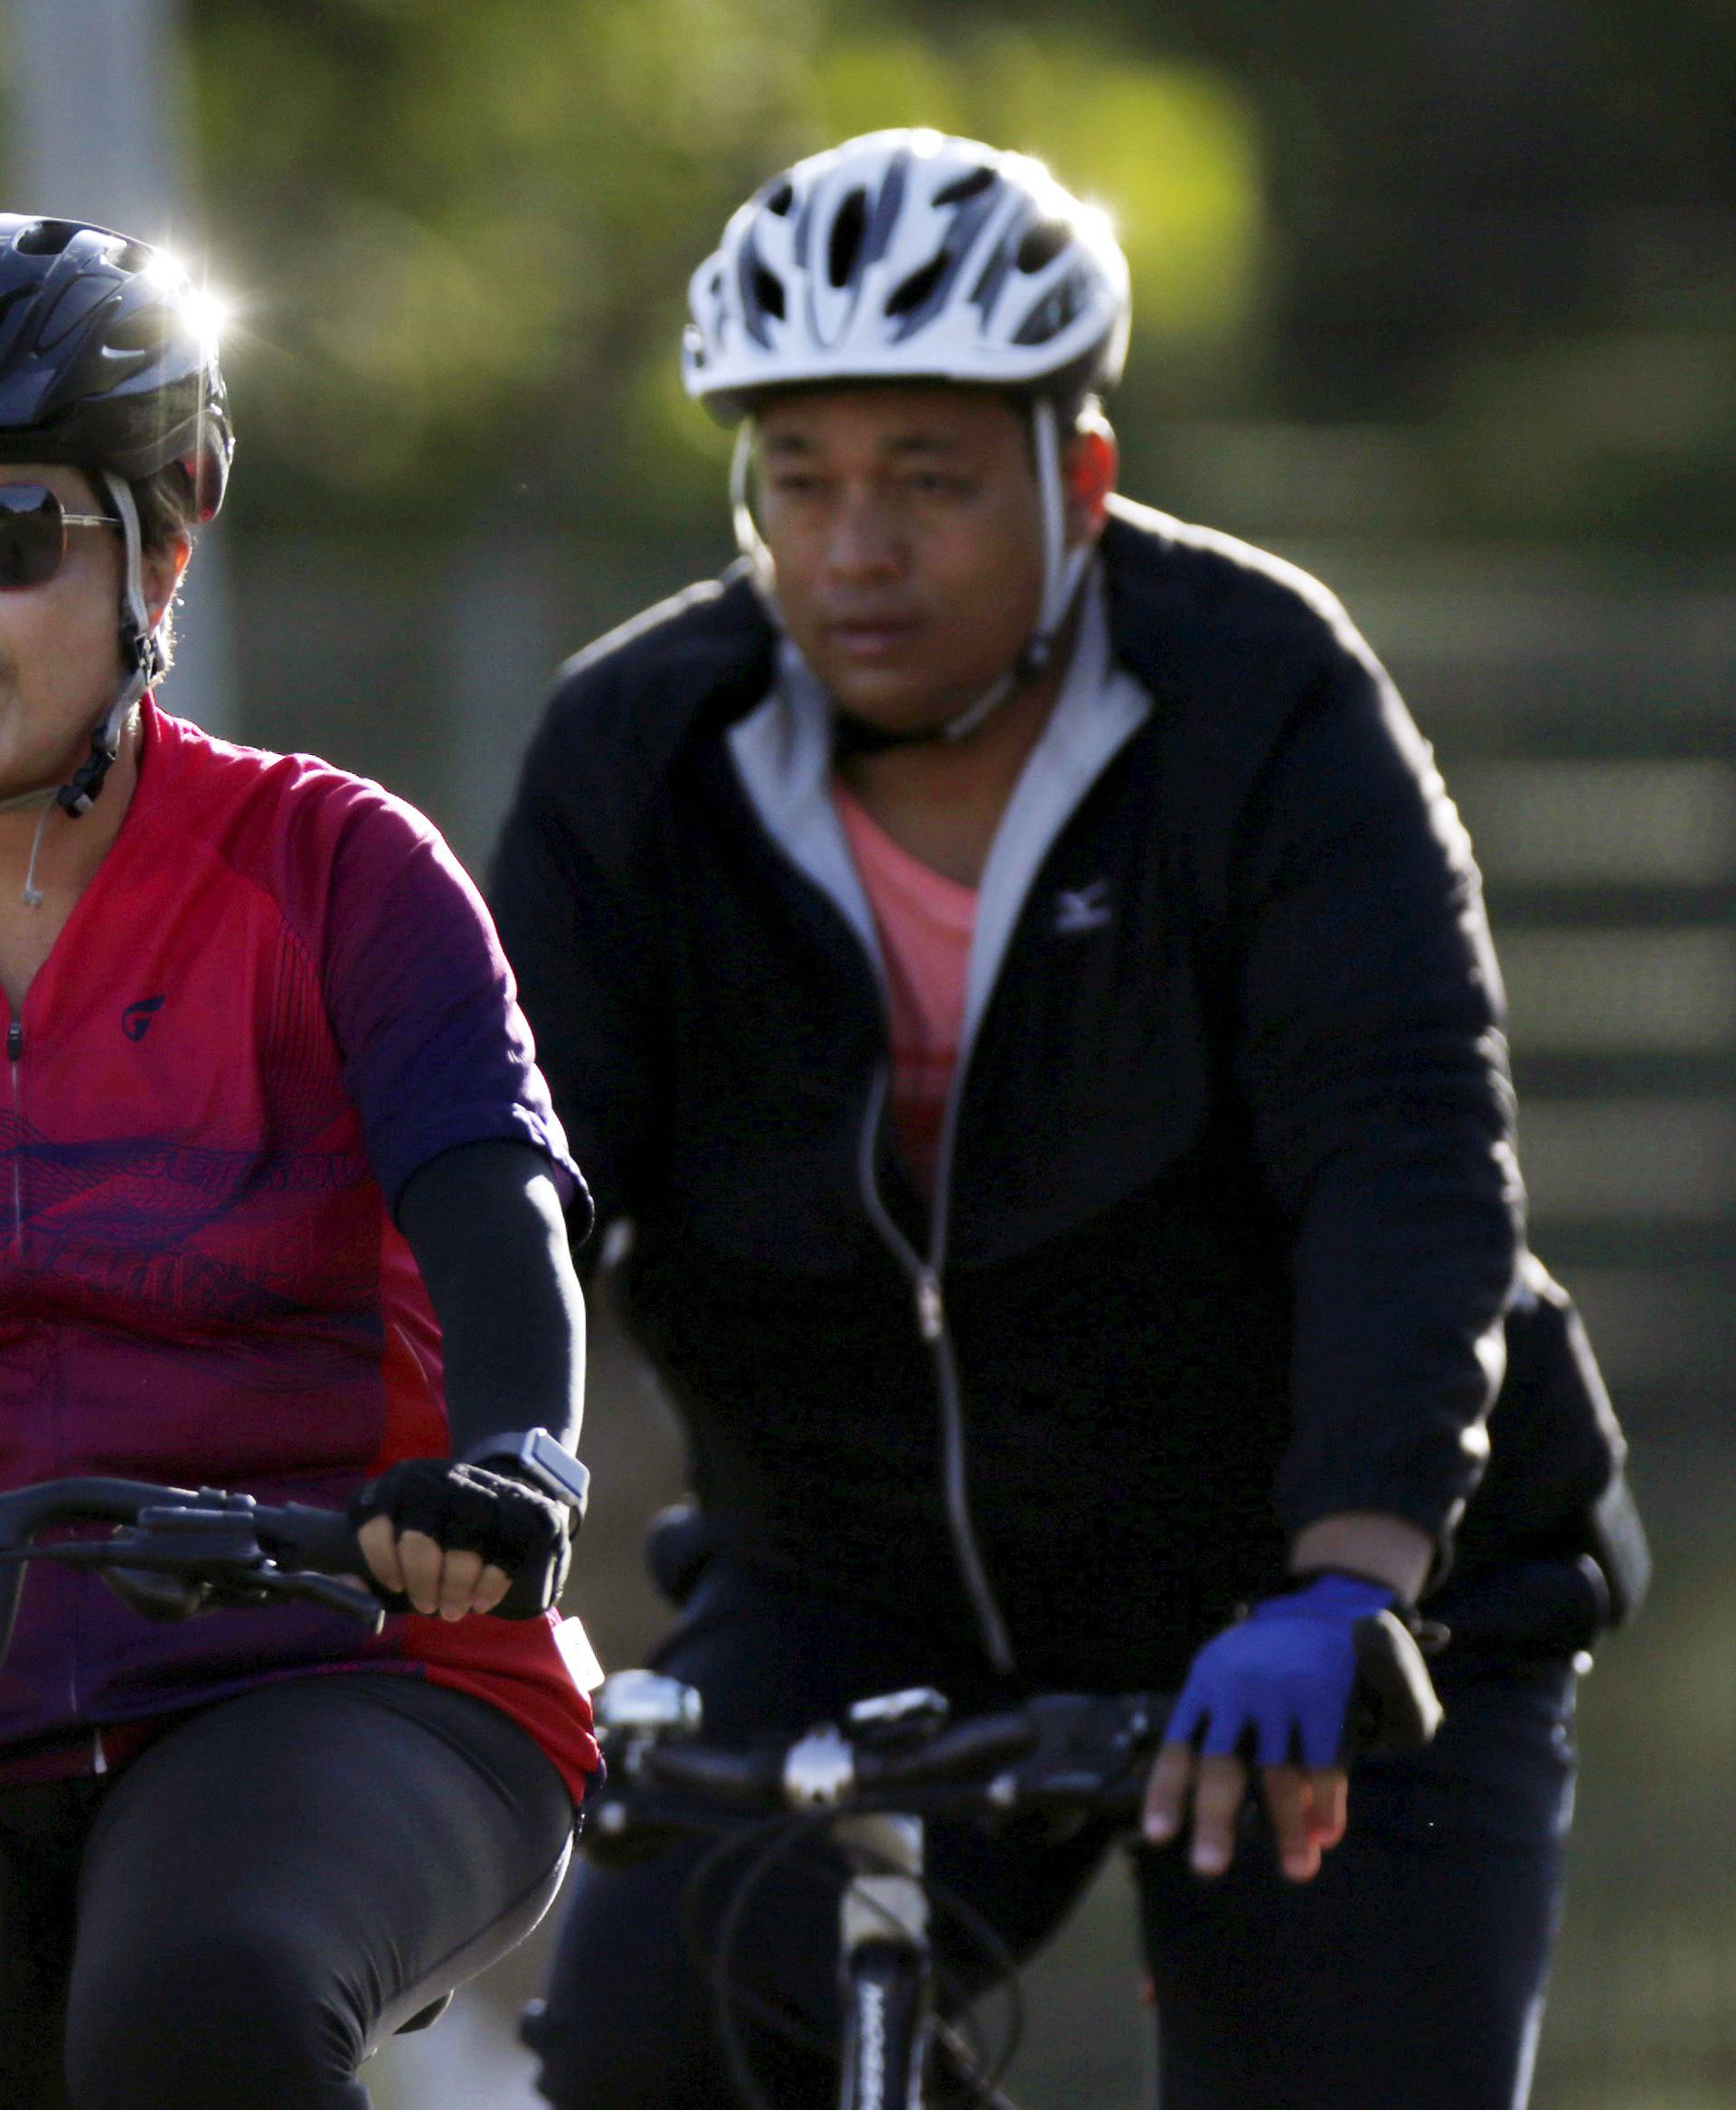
[855,1063,1015,1676]
[731,600,1151,1681]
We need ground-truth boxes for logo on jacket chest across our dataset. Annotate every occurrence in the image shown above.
[1052,880,1114,936]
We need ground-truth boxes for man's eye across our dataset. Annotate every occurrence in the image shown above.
[909,473,970,497]
[769,474,823,497]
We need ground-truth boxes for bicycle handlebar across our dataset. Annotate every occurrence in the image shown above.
[590,1588,1445,1857]
[593,1687,1170,1838]
[0,1476,558,1665]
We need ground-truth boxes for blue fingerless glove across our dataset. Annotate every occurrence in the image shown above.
[1166,1573,1398,1770]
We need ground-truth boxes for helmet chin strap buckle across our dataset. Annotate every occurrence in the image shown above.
[58,705,129,818]
[57,475,160,819]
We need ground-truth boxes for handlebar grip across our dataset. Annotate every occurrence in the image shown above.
[640,1741,785,1806]
[256,1505,561,1620]
[857,1710,1039,1790]
[258,1504,366,1578]
[490,1551,563,1621]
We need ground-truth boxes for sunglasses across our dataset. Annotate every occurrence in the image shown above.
[0,483,121,591]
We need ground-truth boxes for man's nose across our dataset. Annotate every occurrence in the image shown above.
[822,489,903,578]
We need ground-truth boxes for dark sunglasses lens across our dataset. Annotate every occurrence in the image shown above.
[0,485,67,589]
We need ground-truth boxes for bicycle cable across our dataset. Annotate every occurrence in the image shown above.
[680,1805,1028,2108]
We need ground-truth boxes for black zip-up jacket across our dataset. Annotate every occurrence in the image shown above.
[491,499,1637,1688]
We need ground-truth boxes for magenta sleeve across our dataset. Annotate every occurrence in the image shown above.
[282,770,590,1224]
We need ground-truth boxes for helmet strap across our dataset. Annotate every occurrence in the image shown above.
[730,419,778,606]
[57,474,161,819]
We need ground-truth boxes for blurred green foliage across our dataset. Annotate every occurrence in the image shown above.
[177,1,1268,535]
[4,0,1731,542]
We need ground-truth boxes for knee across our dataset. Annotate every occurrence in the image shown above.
[530,1876,709,2110]
[66,1912,362,2110]
[527,1981,693,2110]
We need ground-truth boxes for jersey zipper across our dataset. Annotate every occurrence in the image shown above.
[7,1016,22,1256]
[6,1013,84,1726]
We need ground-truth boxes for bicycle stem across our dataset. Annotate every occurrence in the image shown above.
[838,1811,929,2110]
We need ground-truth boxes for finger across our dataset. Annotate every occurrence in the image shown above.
[437,1548,486,1622]
[357,1513,405,1595]
[1189,1754,1248,1878]
[470,1562,513,1616]
[1261,1766,1322,1883]
[1143,1741,1196,1845]
[1311,1767,1350,1851]
[395,1529,446,1616]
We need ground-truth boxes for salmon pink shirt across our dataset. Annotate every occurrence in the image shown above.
[834,779,976,1197]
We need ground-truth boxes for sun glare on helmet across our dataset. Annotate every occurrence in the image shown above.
[178,284,230,351]
[140,250,229,348]
[1075,202,1123,264]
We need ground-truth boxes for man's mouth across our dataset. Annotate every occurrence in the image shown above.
[824,616,922,662]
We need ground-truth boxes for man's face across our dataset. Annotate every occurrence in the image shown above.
[754,386,1048,733]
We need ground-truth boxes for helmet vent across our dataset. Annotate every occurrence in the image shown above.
[886,254,947,318]
[682,131,1132,416]
[826,190,868,287]
[0,214,234,520]
[1013,268,1086,345]
[108,307,172,353]
[1015,219,1070,274]
[750,266,786,322]
[14,220,77,257]
[933,167,995,208]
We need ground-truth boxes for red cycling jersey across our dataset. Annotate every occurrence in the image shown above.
[0,701,598,1794]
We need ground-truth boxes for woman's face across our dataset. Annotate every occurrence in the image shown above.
[0,462,183,797]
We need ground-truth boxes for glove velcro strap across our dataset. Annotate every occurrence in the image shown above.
[348,1459,571,1620]
[1343,1609,1445,1761]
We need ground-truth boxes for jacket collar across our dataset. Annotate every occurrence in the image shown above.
[724,562,1153,1055]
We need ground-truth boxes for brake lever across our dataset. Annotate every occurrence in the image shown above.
[103,1566,209,1622]
[202,1566,384,1631]
[20,1530,385,1634]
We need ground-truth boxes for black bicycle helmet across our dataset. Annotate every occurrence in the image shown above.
[0,214,231,519]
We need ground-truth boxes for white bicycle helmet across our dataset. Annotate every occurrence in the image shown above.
[684,128,1129,415]
[684,130,1131,744]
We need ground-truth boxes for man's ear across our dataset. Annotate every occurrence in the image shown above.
[141,532,193,631]
[1063,415,1118,545]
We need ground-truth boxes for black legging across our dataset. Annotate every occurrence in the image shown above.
[0,1674,574,2110]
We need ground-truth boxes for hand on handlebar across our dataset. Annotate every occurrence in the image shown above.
[350,1459,571,1622]
[1141,1573,1396,1883]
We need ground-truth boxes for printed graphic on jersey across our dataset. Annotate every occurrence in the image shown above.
[120,994,165,1040]
[0,702,595,1796]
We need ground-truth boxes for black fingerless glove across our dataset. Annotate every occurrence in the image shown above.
[348,1459,571,1618]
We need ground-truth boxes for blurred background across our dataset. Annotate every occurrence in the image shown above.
[3,0,1733,2103]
